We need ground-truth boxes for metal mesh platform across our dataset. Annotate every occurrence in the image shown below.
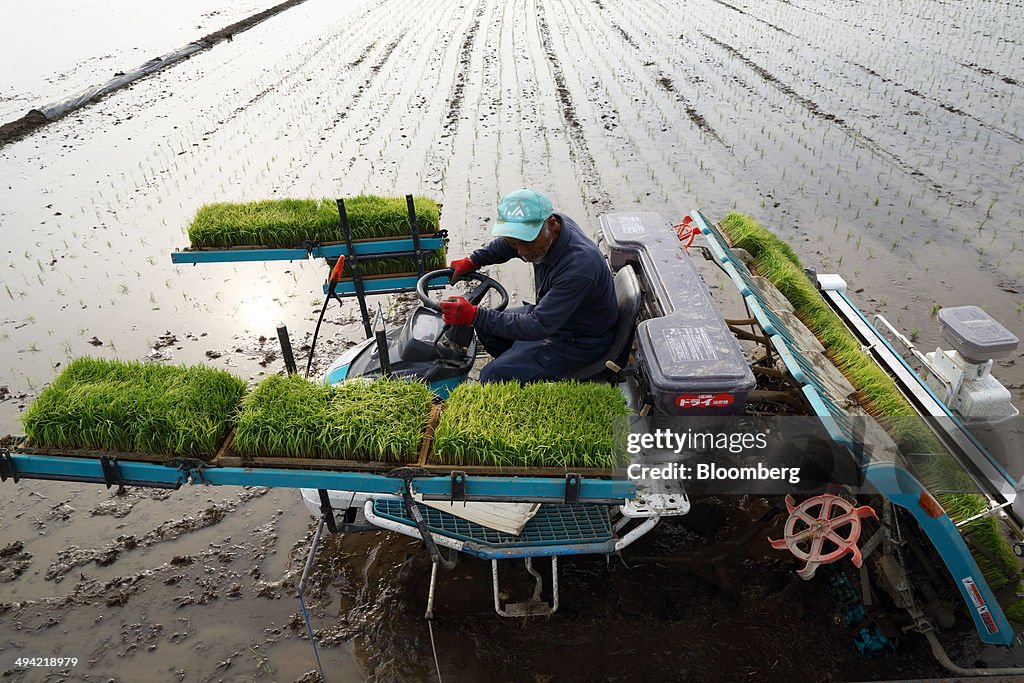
[372,500,613,547]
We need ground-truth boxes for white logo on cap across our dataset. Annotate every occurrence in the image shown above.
[505,202,527,220]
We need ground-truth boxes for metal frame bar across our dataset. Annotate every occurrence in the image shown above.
[406,194,425,277]
[363,499,465,551]
[492,557,559,617]
[7,454,185,488]
[338,198,372,338]
[363,500,617,559]
[327,275,449,297]
[824,287,1017,499]
[5,454,635,504]
[170,237,445,264]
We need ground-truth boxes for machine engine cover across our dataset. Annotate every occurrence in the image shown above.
[600,212,755,415]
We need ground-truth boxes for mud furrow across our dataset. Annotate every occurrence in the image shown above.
[961,62,1022,88]
[545,0,649,202]
[502,0,584,208]
[45,488,269,583]
[654,73,727,149]
[443,4,483,135]
[709,0,794,37]
[536,0,611,212]
[123,1,409,204]
[612,24,640,50]
[418,0,484,197]
[369,38,401,75]
[551,0,710,208]
[214,16,382,131]
[849,61,1024,147]
[699,31,958,204]
[494,0,531,193]
[461,0,531,246]
[279,0,447,190]
[383,0,469,191]
[789,0,1021,51]
[347,41,378,69]
[700,33,845,125]
[328,36,402,130]
[594,11,728,149]
[379,0,471,192]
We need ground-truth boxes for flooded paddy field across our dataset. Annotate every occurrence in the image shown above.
[1,0,1022,680]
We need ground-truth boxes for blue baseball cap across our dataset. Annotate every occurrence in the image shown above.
[493,188,553,242]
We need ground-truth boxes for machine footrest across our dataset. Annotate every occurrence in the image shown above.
[371,499,613,548]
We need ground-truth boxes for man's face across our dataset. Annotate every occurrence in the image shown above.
[504,218,554,263]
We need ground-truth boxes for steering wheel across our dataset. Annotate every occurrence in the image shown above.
[416,268,510,313]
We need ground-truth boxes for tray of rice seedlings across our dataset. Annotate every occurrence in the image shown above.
[20,357,246,461]
[336,248,447,280]
[718,212,1021,590]
[186,195,441,249]
[227,375,435,468]
[431,381,630,472]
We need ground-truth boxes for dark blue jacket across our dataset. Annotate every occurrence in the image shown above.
[470,213,618,341]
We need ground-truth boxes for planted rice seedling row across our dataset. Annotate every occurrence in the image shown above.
[187,195,441,249]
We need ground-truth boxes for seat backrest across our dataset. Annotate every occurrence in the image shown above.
[572,265,642,380]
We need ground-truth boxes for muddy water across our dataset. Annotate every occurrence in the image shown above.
[1,0,1023,679]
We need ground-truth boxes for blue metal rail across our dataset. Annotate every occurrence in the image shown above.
[170,236,446,264]
[326,274,449,296]
[830,288,1017,491]
[4,453,635,505]
[865,462,1013,644]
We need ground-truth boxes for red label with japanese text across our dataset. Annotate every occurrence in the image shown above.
[675,393,735,409]
[962,577,999,634]
[980,609,998,634]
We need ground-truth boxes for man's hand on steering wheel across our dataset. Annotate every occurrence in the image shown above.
[440,296,477,325]
[449,257,479,283]
[416,268,509,314]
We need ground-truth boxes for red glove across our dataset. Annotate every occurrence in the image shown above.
[440,296,477,326]
[449,257,478,282]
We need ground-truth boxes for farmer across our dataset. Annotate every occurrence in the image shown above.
[441,188,618,383]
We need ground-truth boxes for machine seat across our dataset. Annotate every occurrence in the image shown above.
[572,265,642,381]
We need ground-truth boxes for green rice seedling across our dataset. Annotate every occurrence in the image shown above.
[433,381,630,469]
[232,375,433,462]
[339,248,447,279]
[718,212,1020,588]
[1005,599,1024,624]
[22,357,246,458]
[187,196,441,249]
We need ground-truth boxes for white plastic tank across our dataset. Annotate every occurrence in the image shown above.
[924,306,1019,423]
